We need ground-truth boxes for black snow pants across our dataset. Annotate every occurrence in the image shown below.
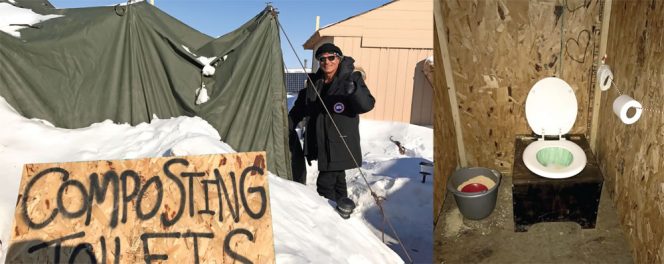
[317,170,347,201]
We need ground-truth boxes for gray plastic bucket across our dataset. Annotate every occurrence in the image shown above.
[447,167,502,220]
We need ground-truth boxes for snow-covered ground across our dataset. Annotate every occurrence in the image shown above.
[305,120,433,263]
[289,92,433,263]
[355,120,433,262]
[0,94,416,263]
[0,93,432,263]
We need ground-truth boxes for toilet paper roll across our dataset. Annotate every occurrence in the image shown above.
[612,95,642,124]
[597,64,613,91]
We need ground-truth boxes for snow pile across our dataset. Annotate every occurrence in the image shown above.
[0,2,62,38]
[195,84,210,104]
[182,44,197,56]
[0,95,402,263]
[198,56,217,77]
[353,120,433,263]
[423,56,434,85]
[118,0,145,6]
[425,55,433,65]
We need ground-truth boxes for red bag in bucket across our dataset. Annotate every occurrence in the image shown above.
[461,183,488,193]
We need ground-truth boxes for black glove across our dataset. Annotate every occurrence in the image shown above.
[345,80,356,95]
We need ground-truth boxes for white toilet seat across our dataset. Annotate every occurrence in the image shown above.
[522,139,587,179]
[525,77,578,136]
[522,77,587,179]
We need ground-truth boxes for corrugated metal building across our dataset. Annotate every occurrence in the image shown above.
[303,0,433,125]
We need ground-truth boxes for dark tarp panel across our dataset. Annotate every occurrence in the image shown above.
[0,2,292,179]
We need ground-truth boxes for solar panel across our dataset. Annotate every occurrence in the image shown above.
[285,72,308,93]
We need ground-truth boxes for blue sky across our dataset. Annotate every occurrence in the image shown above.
[49,0,391,69]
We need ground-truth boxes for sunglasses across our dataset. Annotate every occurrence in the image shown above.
[318,55,337,63]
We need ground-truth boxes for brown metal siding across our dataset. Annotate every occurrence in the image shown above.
[318,0,432,49]
[323,36,431,124]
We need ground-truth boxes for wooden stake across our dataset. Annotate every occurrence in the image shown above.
[434,1,467,167]
[590,0,613,152]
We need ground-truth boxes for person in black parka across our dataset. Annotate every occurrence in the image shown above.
[288,43,375,202]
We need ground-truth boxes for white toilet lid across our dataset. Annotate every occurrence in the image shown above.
[525,77,578,136]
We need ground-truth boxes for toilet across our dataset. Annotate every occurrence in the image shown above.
[522,77,587,179]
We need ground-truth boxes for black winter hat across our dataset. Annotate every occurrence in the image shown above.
[315,43,343,58]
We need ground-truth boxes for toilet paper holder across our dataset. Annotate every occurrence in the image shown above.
[597,60,645,124]
[597,64,613,91]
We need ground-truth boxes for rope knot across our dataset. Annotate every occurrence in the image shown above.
[370,191,386,206]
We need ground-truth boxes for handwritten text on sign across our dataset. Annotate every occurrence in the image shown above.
[9,152,274,264]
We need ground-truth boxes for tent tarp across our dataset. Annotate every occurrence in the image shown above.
[0,2,292,179]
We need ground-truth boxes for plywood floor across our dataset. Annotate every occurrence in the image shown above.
[434,176,633,263]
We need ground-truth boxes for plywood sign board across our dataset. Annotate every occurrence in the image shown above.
[8,152,275,264]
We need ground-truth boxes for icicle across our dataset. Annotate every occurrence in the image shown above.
[195,84,209,105]
[182,45,197,56]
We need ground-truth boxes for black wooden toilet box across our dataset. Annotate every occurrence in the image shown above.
[512,134,603,232]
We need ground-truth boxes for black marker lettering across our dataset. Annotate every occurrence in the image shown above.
[100,236,107,264]
[181,171,205,217]
[100,236,121,264]
[57,179,89,218]
[198,180,216,216]
[240,166,266,219]
[86,171,119,227]
[161,159,186,226]
[136,176,163,221]
[223,228,254,264]
[211,177,224,222]
[214,169,240,222]
[28,231,85,263]
[182,231,214,264]
[140,232,181,263]
[121,170,140,223]
[68,242,97,264]
[22,167,66,229]
[114,237,121,264]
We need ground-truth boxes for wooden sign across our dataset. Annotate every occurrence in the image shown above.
[8,152,275,264]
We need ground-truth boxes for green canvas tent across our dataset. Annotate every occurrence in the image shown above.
[0,1,292,179]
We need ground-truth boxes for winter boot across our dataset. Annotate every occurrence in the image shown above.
[335,197,356,219]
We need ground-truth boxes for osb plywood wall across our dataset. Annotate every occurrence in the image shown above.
[433,26,458,226]
[596,0,664,262]
[442,0,600,174]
